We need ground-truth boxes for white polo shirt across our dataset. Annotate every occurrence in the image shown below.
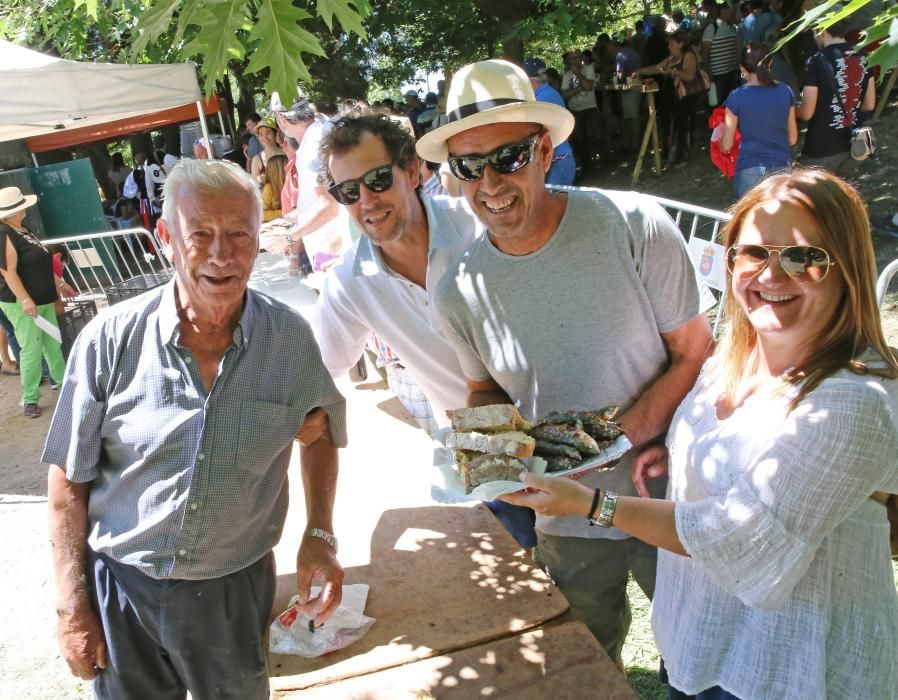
[313,195,485,426]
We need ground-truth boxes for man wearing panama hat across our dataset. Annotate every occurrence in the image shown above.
[0,186,66,418]
[422,59,713,665]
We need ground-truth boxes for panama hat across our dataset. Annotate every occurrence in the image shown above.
[416,59,574,163]
[0,186,37,218]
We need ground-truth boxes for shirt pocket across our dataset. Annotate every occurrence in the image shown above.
[235,400,301,475]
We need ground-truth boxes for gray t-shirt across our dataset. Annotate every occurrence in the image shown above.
[435,189,701,538]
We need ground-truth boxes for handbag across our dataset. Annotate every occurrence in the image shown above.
[675,53,711,99]
[816,54,876,160]
[850,125,876,160]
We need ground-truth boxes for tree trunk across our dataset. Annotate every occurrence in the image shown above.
[80,142,117,202]
[476,0,533,65]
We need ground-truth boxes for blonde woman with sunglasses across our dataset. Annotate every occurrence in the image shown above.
[502,169,898,699]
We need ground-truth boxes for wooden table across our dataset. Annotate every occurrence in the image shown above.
[605,82,662,186]
[269,503,571,694]
[278,620,637,699]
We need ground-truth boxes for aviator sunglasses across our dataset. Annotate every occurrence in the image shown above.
[726,244,837,283]
[327,163,395,204]
[447,132,543,182]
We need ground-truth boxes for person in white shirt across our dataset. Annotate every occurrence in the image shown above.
[263,99,344,271]
[503,169,898,699]
[313,112,484,427]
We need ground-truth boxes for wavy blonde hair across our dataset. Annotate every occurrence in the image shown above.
[716,169,898,409]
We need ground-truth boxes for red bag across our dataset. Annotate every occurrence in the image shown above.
[708,106,739,180]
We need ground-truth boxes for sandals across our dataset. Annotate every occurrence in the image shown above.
[0,361,19,376]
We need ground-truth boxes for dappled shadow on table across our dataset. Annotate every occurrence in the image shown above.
[268,504,573,696]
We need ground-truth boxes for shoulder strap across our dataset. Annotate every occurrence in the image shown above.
[816,52,846,112]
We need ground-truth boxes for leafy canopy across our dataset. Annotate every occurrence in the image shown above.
[774,0,898,76]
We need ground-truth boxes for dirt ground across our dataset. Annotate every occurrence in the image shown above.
[1,97,896,699]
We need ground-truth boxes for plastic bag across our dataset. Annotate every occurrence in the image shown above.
[708,106,739,180]
[269,584,375,658]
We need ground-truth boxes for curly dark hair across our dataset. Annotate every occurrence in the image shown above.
[317,113,417,187]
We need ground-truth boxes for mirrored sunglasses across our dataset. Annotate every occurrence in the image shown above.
[327,163,395,204]
[726,244,836,283]
[447,133,542,182]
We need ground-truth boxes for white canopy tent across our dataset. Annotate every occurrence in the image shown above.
[0,39,212,150]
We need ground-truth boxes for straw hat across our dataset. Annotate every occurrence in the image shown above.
[255,114,278,133]
[416,59,574,163]
[0,186,37,219]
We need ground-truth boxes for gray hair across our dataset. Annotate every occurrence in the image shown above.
[161,158,262,231]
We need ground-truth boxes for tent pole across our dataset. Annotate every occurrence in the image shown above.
[217,112,227,136]
[196,100,213,159]
[31,153,39,167]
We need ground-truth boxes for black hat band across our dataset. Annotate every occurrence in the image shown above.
[0,197,27,212]
[447,98,526,124]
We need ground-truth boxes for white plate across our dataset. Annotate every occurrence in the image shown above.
[431,433,632,503]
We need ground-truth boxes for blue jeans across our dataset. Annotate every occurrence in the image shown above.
[546,153,576,186]
[485,500,537,548]
[733,164,789,200]
[0,306,21,360]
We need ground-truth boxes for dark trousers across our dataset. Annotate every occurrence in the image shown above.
[673,93,700,157]
[570,107,609,168]
[90,550,276,700]
[485,500,537,548]
[712,69,741,107]
[661,661,742,699]
[537,533,657,665]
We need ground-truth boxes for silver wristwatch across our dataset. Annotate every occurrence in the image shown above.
[596,490,619,528]
[304,527,338,553]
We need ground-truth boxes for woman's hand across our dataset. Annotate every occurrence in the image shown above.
[59,283,76,299]
[632,445,668,498]
[22,297,37,318]
[498,472,594,517]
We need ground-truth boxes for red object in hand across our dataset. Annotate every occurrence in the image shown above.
[278,605,300,628]
[708,106,739,180]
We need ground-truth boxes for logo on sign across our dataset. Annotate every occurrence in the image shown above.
[700,245,714,276]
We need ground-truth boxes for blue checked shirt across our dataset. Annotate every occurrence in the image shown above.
[42,281,347,580]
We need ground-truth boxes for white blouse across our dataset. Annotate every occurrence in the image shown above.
[653,363,898,699]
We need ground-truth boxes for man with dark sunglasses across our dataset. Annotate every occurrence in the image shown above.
[418,59,713,667]
[312,112,485,433]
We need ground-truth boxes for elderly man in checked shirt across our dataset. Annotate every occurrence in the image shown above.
[43,159,347,700]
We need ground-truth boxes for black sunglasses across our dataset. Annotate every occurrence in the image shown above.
[327,163,395,204]
[447,132,543,182]
[726,244,837,283]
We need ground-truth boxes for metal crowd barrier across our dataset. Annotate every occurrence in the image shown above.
[50,227,174,304]
[877,259,898,307]
[549,185,732,332]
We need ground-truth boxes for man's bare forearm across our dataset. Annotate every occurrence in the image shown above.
[48,466,92,612]
[300,430,338,532]
[618,316,713,448]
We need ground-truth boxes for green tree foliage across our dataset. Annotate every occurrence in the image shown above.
[364,0,644,95]
[0,0,372,101]
[775,0,898,76]
[0,0,669,104]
